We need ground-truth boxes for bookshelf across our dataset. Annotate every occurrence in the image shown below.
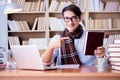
[7,0,120,52]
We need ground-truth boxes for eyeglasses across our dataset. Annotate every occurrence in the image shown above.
[63,16,78,22]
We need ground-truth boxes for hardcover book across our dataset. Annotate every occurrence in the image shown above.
[108,44,120,48]
[83,31,104,55]
[108,47,120,52]
[109,52,120,57]
[111,65,120,71]
[109,57,120,62]
[110,61,120,66]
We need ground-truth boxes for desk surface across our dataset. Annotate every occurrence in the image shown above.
[0,66,120,80]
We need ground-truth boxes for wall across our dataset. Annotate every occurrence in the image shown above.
[0,5,8,63]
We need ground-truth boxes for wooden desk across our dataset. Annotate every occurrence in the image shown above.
[0,66,120,80]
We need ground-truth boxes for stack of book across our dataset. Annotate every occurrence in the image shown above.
[108,39,120,71]
[0,47,6,70]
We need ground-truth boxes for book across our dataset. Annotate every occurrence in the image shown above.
[0,59,3,64]
[0,63,6,70]
[114,39,120,44]
[109,52,120,57]
[109,57,120,62]
[110,61,120,66]
[108,47,120,52]
[0,47,5,52]
[8,36,20,46]
[83,31,104,55]
[111,65,120,71]
[111,69,120,72]
[32,18,38,30]
[0,53,3,58]
[108,44,120,48]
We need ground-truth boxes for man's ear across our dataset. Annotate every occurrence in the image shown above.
[78,16,82,21]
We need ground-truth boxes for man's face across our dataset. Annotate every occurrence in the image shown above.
[63,11,81,32]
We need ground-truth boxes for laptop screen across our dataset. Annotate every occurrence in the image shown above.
[11,45,45,70]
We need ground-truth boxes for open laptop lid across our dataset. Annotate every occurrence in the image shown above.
[11,45,45,70]
[11,45,80,70]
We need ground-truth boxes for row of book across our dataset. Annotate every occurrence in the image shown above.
[105,1,120,12]
[76,0,103,11]
[8,20,30,31]
[49,0,72,12]
[8,17,48,31]
[8,17,119,32]
[75,0,86,11]
[107,39,120,71]
[8,17,66,31]
[49,17,85,31]
[13,0,120,12]
[13,0,46,12]
[50,0,120,12]
[22,1,46,12]
[86,0,120,11]
[49,17,65,31]
[87,0,103,11]
[87,18,120,30]
[12,0,25,7]
[47,0,120,12]
[35,17,47,31]
[8,18,120,31]
[8,36,20,46]
[8,36,48,50]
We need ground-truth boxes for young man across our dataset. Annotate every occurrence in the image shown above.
[42,5,106,66]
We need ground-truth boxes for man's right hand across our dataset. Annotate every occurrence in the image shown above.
[49,37,69,49]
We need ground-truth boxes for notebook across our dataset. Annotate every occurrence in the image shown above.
[83,31,104,55]
[11,45,79,70]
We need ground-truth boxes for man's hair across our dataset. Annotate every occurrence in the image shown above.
[62,5,82,17]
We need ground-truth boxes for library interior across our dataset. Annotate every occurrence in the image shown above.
[0,0,120,80]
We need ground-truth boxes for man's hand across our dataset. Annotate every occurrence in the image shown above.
[94,46,106,58]
[49,37,69,49]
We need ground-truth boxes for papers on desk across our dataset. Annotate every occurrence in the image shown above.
[54,64,80,69]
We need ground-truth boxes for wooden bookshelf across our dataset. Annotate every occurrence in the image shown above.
[7,0,120,51]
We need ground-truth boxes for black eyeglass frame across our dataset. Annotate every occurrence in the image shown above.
[63,16,79,22]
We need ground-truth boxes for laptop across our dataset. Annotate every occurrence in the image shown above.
[11,45,80,70]
[11,45,57,70]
